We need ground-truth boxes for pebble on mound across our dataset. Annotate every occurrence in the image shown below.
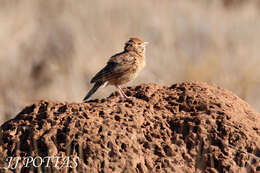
[0,82,259,173]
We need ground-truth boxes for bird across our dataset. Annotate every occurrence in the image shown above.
[83,37,148,101]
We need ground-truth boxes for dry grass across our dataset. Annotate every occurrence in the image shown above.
[0,0,260,124]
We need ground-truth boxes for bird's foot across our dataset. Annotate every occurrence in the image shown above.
[116,85,133,100]
[122,95,133,99]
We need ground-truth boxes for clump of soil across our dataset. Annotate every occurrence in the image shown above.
[0,82,259,173]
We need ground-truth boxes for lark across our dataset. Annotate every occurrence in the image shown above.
[83,37,148,101]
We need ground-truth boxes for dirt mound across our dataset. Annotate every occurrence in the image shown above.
[0,82,260,173]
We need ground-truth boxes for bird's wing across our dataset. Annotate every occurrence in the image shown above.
[90,52,136,83]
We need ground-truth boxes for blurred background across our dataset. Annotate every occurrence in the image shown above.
[0,0,260,125]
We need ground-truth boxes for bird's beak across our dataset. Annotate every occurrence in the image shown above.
[144,42,149,46]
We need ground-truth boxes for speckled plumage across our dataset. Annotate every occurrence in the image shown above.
[83,37,148,101]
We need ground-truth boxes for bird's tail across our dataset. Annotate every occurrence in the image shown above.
[83,81,104,102]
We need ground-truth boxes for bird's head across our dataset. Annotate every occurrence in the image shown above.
[124,37,148,56]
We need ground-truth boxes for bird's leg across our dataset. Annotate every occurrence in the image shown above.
[116,85,125,98]
[116,85,130,98]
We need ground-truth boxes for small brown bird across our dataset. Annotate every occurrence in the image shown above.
[83,37,148,101]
